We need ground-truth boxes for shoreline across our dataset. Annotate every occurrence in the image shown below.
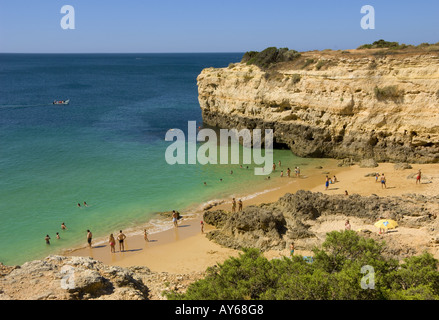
[64,160,439,273]
[64,158,340,270]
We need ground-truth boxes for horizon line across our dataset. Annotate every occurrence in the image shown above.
[0,51,246,55]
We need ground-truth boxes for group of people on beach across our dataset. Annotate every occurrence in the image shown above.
[375,173,387,188]
[108,231,127,253]
[231,198,243,213]
[325,175,338,190]
[324,168,424,194]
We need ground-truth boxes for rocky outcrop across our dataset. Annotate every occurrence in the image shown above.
[197,50,439,163]
[0,255,204,300]
[204,190,439,260]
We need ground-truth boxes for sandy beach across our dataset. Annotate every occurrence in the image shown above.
[66,160,439,273]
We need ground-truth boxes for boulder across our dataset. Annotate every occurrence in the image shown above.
[359,158,379,168]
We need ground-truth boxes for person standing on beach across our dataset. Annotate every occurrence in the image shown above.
[172,210,178,227]
[117,230,127,252]
[287,168,291,178]
[375,173,380,183]
[238,199,243,212]
[87,230,92,247]
[381,174,387,189]
[416,170,421,184]
[232,198,236,213]
[325,176,330,190]
[45,234,51,245]
[200,221,204,234]
[109,234,116,253]
[143,229,149,242]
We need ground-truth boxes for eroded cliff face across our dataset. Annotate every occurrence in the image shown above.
[197,50,439,163]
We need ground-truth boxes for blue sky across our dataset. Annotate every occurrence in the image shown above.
[0,0,438,53]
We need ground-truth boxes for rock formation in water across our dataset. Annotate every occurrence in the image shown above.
[197,48,439,163]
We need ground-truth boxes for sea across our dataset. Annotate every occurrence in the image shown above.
[0,53,323,265]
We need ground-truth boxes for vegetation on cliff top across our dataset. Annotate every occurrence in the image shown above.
[358,39,439,53]
[241,47,301,69]
[166,230,439,300]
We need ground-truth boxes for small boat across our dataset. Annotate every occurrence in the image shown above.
[53,99,70,105]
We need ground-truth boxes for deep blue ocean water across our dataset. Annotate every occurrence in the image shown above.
[0,53,317,265]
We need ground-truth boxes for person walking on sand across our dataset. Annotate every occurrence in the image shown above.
[232,198,236,213]
[416,170,421,184]
[117,230,127,252]
[86,230,92,247]
[381,174,387,189]
[375,173,380,183]
[109,234,116,253]
[325,176,330,190]
[200,220,204,234]
[172,210,178,227]
[143,229,149,242]
[238,199,243,212]
[45,234,51,245]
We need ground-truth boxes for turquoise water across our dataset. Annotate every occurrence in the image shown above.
[0,54,319,265]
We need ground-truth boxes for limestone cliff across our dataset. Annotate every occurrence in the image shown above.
[197,49,439,163]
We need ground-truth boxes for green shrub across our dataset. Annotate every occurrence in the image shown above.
[166,231,439,300]
[290,73,301,84]
[243,74,254,82]
[315,60,326,70]
[242,47,301,69]
[374,86,403,101]
[301,58,315,69]
[358,40,402,50]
